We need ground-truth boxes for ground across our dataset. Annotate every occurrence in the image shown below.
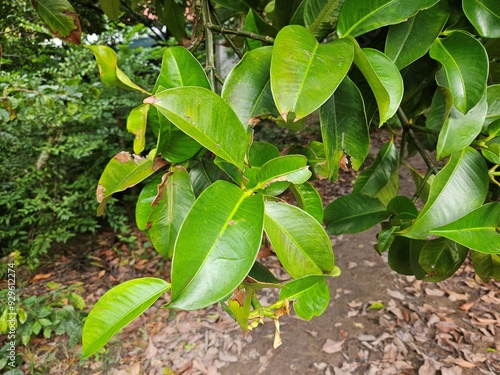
[2,134,500,375]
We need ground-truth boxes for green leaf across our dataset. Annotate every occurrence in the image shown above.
[244,10,277,50]
[147,168,196,258]
[189,158,229,197]
[279,276,331,320]
[436,91,487,159]
[99,0,120,21]
[248,261,282,284]
[384,1,449,70]
[136,174,163,230]
[324,193,390,235]
[482,138,500,164]
[81,277,170,358]
[213,0,258,11]
[430,203,500,254]
[289,182,324,223]
[462,0,500,38]
[170,181,264,310]
[430,31,489,114]
[248,141,280,168]
[222,47,279,126]
[271,25,354,121]
[402,147,489,239]
[31,0,81,43]
[264,201,335,278]
[127,104,149,155]
[353,141,399,200]
[153,47,210,94]
[426,87,453,133]
[388,237,414,275]
[485,85,500,128]
[418,238,468,282]
[273,0,303,30]
[471,251,500,282]
[145,87,248,170]
[320,76,369,180]
[86,45,149,94]
[255,155,311,190]
[350,38,403,125]
[387,196,419,221]
[304,0,343,40]
[155,0,186,43]
[96,152,167,216]
[337,0,439,38]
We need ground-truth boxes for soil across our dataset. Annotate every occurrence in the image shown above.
[2,138,500,375]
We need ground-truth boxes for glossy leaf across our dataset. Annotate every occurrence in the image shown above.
[337,0,439,38]
[271,25,354,121]
[189,158,229,197]
[255,155,311,190]
[462,0,500,38]
[264,201,335,278]
[426,87,453,133]
[350,38,403,125]
[353,141,399,199]
[135,174,164,231]
[222,47,279,126]
[170,181,264,310]
[155,0,185,43]
[148,168,196,258]
[482,138,500,164]
[430,31,488,114]
[485,85,500,128]
[387,196,419,221]
[385,1,449,70]
[86,45,149,94]
[388,236,415,275]
[153,47,210,94]
[324,193,390,235]
[145,87,248,170]
[31,0,81,43]
[431,203,500,254]
[320,76,369,180]
[99,0,120,21]
[96,152,167,216]
[290,182,324,223]
[127,104,149,155]
[273,0,303,30]
[82,278,170,358]
[402,147,488,239]
[418,238,468,282]
[244,10,277,50]
[304,0,343,40]
[279,276,332,320]
[471,251,500,282]
[248,141,280,168]
[436,91,487,159]
[213,0,258,11]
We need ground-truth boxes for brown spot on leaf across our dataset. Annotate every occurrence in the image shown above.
[340,153,349,171]
[143,96,157,105]
[96,184,105,202]
[153,156,168,171]
[114,151,133,163]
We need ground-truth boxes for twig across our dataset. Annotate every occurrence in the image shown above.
[201,0,216,90]
[208,3,243,59]
[206,23,275,44]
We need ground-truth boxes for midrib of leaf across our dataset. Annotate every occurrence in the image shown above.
[37,1,73,36]
[474,0,499,18]
[307,0,340,35]
[389,17,415,63]
[434,39,467,108]
[250,79,271,117]
[342,0,399,36]
[265,207,323,272]
[175,191,248,298]
[295,41,320,112]
[106,159,153,199]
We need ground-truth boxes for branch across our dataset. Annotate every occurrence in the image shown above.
[201,0,216,90]
[208,4,243,59]
[206,23,275,44]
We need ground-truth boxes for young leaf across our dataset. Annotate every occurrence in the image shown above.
[402,147,488,239]
[353,141,399,198]
[81,278,170,358]
[304,0,343,40]
[418,238,468,282]
[86,45,149,94]
[170,181,264,310]
[320,76,369,180]
[471,251,500,283]
[145,87,248,170]
[462,0,500,38]
[279,276,332,320]
[222,46,279,126]
[324,193,390,235]
[430,31,489,114]
[436,92,487,159]
[127,104,149,155]
[255,155,311,190]
[264,201,335,278]
[96,152,167,216]
[271,25,354,121]
[337,0,439,38]
[153,47,210,94]
[384,1,449,70]
[430,203,500,254]
[31,0,81,44]
[290,182,324,223]
[350,38,403,125]
[147,168,196,258]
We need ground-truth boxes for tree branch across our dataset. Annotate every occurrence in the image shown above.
[201,0,216,90]
[206,23,275,44]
